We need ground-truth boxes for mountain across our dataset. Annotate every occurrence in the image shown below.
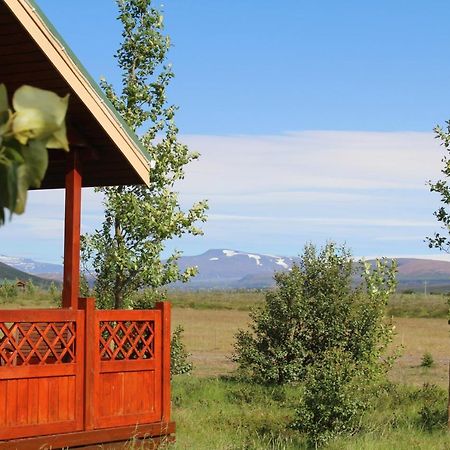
[175,251,450,291]
[394,258,450,292]
[3,250,450,291]
[0,261,55,287]
[174,249,298,289]
[0,255,62,280]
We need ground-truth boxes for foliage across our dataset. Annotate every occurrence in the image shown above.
[0,280,18,300]
[233,242,397,385]
[417,383,447,432]
[292,349,369,446]
[420,352,435,368]
[170,377,450,450]
[426,121,450,252]
[82,0,207,309]
[0,84,68,224]
[170,325,193,377]
[25,279,36,296]
[48,281,61,306]
[79,273,91,298]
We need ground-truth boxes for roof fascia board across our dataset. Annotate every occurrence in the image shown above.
[4,0,150,186]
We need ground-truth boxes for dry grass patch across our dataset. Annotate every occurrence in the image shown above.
[172,308,249,377]
[174,308,450,386]
[389,317,450,387]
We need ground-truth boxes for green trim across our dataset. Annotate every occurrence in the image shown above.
[26,0,151,162]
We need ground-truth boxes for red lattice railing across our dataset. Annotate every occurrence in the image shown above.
[0,321,76,366]
[99,320,155,361]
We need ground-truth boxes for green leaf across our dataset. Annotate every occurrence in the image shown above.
[0,84,8,113]
[14,163,29,214]
[12,85,69,150]
[0,156,19,216]
[46,119,69,151]
[20,139,49,188]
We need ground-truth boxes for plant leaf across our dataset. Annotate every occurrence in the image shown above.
[0,84,8,113]
[20,139,49,188]
[12,85,69,148]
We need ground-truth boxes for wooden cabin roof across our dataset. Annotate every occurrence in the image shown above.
[0,0,151,188]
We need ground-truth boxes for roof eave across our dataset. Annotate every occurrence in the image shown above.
[4,0,150,187]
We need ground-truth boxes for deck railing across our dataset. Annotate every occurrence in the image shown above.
[0,299,171,447]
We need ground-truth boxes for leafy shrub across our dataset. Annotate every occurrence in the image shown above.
[420,351,435,368]
[418,383,447,431]
[292,349,369,446]
[233,242,397,385]
[25,279,36,295]
[171,325,193,377]
[48,281,62,306]
[0,281,18,301]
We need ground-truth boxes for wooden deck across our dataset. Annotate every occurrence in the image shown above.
[0,299,172,449]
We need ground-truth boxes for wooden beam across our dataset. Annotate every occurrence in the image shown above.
[156,302,171,423]
[62,149,82,309]
[0,422,175,450]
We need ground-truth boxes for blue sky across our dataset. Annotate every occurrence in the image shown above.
[2,0,450,263]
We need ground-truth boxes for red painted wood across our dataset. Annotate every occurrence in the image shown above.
[0,303,173,444]
[156,302,171,423]
[93,309,163,429]
[0,308,84,440]
[0,421,175,450]
[62,149,82,309]
[78,297,95,431]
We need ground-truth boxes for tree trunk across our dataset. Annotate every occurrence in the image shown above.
[114,214,123,310]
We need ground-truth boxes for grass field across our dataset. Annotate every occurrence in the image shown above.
[2,288,450,448]
[170,292,450,386]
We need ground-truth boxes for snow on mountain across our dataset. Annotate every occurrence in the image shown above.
[0,255,63,278]
[4,250,450,291]
[174,249,297,289]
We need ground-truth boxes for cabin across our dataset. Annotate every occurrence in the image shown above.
[15,281,26,291]
[0,0,173,448]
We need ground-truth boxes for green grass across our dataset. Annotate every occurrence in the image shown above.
[387,293,448,319]
[168,290,449,319]
[0,287,58,309]
[169,377,449,450]
[2,289,450,448]
[3,289,448,320]
[168,290,265,311]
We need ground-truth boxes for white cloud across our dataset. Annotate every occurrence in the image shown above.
[207,214,435,228]
[0,130,445,261]
[180,131,441,195]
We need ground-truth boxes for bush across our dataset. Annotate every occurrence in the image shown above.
[292,349,369,446]
[171,325,193,377]
[25,279,36,295]
[0,281,18,301]
[420,352,435,368]
[233,242,397,385]
[418,383,447,431]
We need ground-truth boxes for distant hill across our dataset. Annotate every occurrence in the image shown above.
[394,258,450,292]
[174,249,298,289]
[175,250,450,291]
[2,250,450,291]
[0,255,62,279]
[0,261,55,287]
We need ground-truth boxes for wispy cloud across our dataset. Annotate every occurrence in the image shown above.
[207,214,435,228]
[180,131,441,195]
[0,130,445,261]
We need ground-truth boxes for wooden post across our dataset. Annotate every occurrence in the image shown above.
[62,149,82,309]
[448,360,450,430]
[156,302,171,424]
[78,297,96,431]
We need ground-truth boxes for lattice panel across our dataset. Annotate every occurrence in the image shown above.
[99,320,155,361]
[0,321,76,366]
